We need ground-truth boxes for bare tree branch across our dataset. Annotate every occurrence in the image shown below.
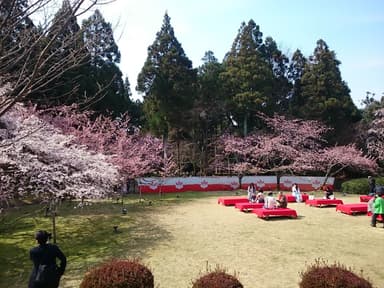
[0,0,114,116]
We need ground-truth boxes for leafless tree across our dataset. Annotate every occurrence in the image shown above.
[0,0,114,117]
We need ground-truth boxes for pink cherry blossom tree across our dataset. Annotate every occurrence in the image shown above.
[293,145,377,183]
[39,104,177,178]
[0,104,120,242]
[213,113,377,182]
[366,108,384,165]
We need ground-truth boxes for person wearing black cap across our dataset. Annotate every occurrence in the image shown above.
[28,230,66,288]
[368,176,376,196]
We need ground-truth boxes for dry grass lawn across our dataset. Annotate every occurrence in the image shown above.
[130,194,382,288]
[56,193,383,288]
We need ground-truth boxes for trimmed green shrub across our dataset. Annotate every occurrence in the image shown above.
[192,267,243,288]
[299,259,372,288]
[80,259,154,288]
[341,177,384,194]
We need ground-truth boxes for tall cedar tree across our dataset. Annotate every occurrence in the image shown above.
[0,0,34,67]
[287,49,307,115]
[0,0,109,117]
[194,51,226,174]
[299,39,361,143]
[221,20,274,137]
[137,12,197,158]
[260,36,291,114]
[26,0,84,107]
[82,9,131,116]
[123,76,143,127]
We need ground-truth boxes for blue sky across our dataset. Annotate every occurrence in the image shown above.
[95,0,384,106]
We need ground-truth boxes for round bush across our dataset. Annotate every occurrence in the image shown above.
[80,259,154,288]
[341,177,384,194]
[192,270,243,288]
[299,259,372,288]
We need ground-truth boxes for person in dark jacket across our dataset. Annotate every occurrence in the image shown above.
[28,230,66,288]
[368,176,376,196]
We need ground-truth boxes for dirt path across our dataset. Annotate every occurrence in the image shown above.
[143,195,383,288]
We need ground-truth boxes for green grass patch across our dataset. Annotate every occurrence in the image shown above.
[0,192,237,287]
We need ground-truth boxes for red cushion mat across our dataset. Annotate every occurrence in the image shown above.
[252,208,297,219]
[234,202,264,211]
[306,199,343,207]
[286,194,309,202]
[336,203,367,215]
[218,197,249,206]
[360,195,373,202]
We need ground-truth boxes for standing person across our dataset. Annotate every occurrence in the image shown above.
[368,176,376,196]
[276,191,287,208]
[29,230,66,288]
[247,183,257,203]
[291,183,302,202]
[264,192,276,209]
[371,187,384,228]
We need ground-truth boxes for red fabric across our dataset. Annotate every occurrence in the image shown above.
[360,195,373,202]
[234,202,264,211]
[285,194,309,202]
[217,197,249,206]
[336,203,368,215]
[252,208,297,219]
[305,199,343,207]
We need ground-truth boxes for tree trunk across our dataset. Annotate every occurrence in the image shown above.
[243,113,248,137]
[162,132,168,161]
[177,139,181,176]
[50,199,57,244]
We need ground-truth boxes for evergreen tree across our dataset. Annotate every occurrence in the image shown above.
[287,49,307,115]
[299,39,361,142]
[81,9,129,116]
[194,51,226,174]
[0,0,34,82]
[197,51,226,130]
[221,20,274,136]
[26,0,85,107]
[123,76,143,127]
[260,36,291,114]
[137,12,197,157]
[0,0,33,49]
[360,91,384,124]
[0,0,107,117]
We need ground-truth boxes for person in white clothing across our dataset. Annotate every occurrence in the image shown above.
[291,183,302,202]
[264,192,276,209]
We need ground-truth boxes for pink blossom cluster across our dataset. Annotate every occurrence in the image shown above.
[38,105,175,178]
[0,105,120,205]
[215,113,377,176]
[367,108,384,161]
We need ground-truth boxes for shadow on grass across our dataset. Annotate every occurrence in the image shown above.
[0,199,173,288]
[258,216,301,221]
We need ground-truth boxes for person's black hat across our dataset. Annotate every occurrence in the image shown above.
[35,230,49,243]
[376,186,384,196]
